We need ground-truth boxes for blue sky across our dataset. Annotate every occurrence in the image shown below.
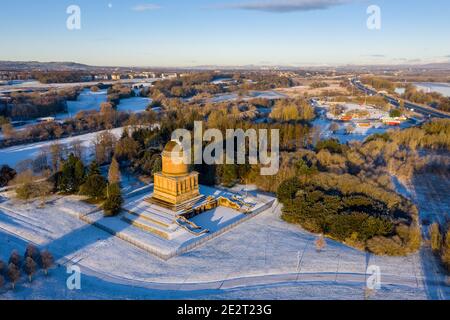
[0,0,449,67]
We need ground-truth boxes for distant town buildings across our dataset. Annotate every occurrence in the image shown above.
[161,73,178,79]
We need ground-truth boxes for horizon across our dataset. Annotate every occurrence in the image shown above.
[1,0,450,67]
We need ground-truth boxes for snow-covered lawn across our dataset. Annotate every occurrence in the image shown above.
[77,185,275,258]
[0,128,124,168]
[0,184,432,299]
[394,173,450,300]
[62,89,151,119]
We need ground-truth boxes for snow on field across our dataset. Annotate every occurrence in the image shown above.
[0,128,123,168]
[117,96,151,113]
[0,89,151,140]
[311,110,414,144]
[0,183,431,299]
[61,89,151,119]
[208,91,287,103]
[62,89,107,118]
[393,173,450,300]
[408,173,450,226]
[414,82,450,97]
[84,185,274,258]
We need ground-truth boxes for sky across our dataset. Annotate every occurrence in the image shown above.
[0,0,449,67]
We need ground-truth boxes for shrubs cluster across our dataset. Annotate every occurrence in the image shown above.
[107,84,136,107]
[1,88,81,120]
[16,180,53,201]
[402,84,450,112]
[429,223,450,273]
[76,159,123,216]
[277,173,421,255]
[103,183,123,216]
[0,244,54,291]
[0,165,16,187]
[269,98,315,122]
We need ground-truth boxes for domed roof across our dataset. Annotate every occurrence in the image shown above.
[164,140,183,153]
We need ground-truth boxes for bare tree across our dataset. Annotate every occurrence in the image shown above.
[8,250,21,267]
[24,257,37,282]
[36,180,54,207]
[330,122,340,134]
[1,123,15,139]
[50,143,63,172]
[0,260,5,276]
[41,250,54,276]
[346,124,355,135]
[54,126,64,139]
[430,223,442,253]
[70,139,84,160]
[108,157,121,185]
[7,263,20,290]
[94,131,117,164]
[24,243,41,263]
[315,235,326,252]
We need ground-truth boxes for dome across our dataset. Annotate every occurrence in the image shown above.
[164,140,183,153]
[161,140,188,176]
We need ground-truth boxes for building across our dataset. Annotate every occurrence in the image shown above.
[161,73,178,79]
[150,140,202,211]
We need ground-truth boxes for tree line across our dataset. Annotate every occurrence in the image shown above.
[0,244,54,291]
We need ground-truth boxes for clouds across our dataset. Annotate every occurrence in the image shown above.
[131,4,161,12]
[220,0,351,13]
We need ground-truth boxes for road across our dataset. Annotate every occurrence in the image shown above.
[351,79,450,119]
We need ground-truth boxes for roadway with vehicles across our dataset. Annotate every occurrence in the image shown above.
[351,78,450,119]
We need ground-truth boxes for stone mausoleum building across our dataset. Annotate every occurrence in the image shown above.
[151,140,203,211]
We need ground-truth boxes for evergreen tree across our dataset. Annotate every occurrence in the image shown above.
[276,177,301,204]
[58,154,85,193]
[87,160,101,177]
[103,183,123,217]
[74,159,86,187]
[220,164,238,187]
[80,174,107,200]
[151,156,162,175]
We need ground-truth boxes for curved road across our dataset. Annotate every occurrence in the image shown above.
[351,79,450,119]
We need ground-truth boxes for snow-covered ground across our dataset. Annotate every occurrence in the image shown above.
[393,173,450,300]
[84,185,275,258]
[413,82,450,97]
[0,183,433,299]
[0,128,124,168]
[0,79,160,94]
[311,104,415,143]
[61,89,151,119]
[61,89,107,118]
[0,89,151,141]
[207,91,287,103]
